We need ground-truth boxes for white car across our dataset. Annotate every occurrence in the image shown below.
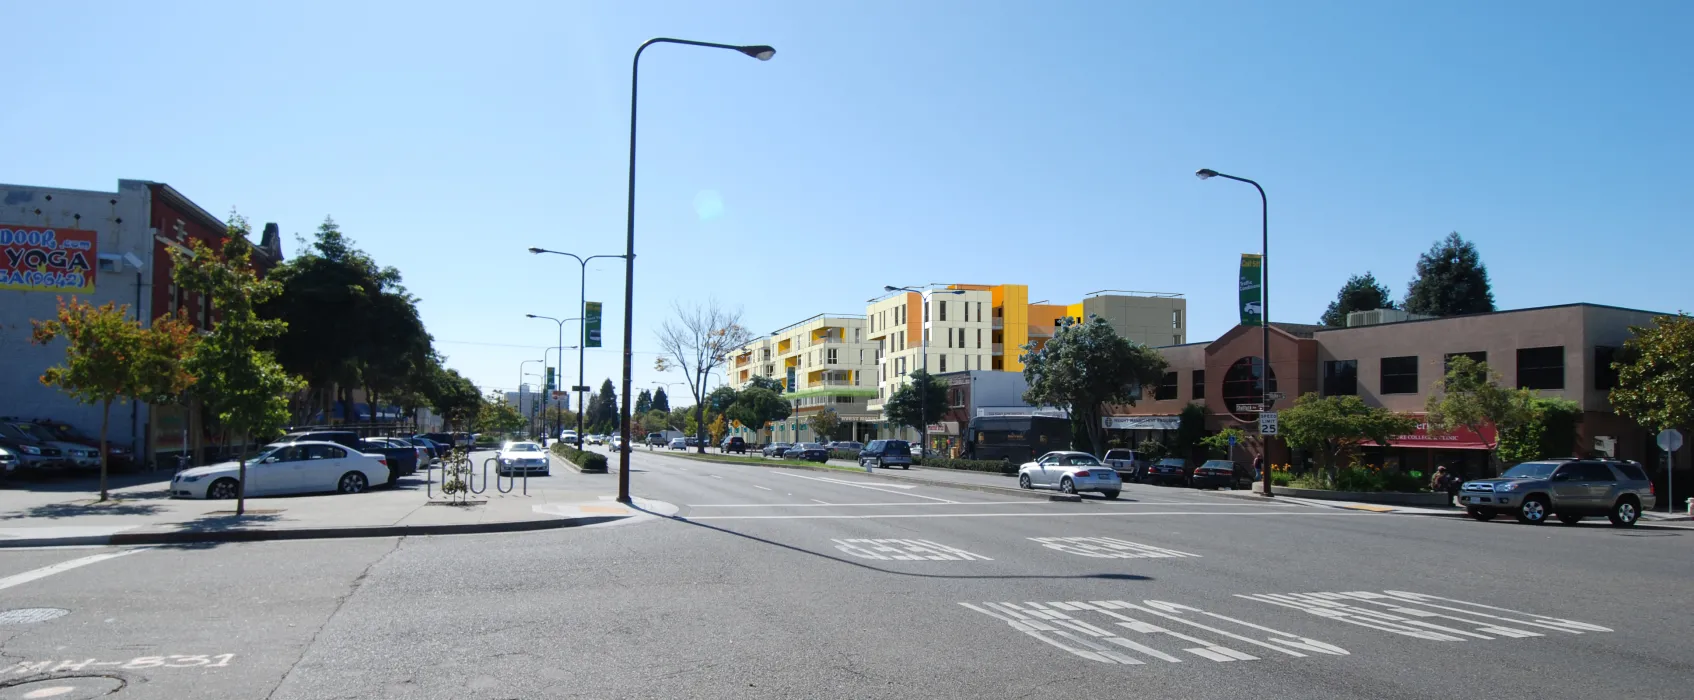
[609,435,624,450]
[170,441,390,499]
[497,441,551,476]
[0,445,17,474]
[1017,451,1122,499]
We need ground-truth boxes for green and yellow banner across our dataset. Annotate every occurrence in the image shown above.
[1239,254,1263,326]
[585,301,603,348]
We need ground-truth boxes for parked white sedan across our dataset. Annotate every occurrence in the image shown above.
[170,441,390,499]
[497,441,551,476]
[1017,451,1122,499]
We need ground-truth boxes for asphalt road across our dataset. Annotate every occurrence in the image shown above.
[1,446,1689,699]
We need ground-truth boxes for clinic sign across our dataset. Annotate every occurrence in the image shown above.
[1,225,97,293]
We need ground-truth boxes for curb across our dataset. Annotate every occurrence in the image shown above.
[0,514,627,550]
[663,453,1051,501]
[550,453,608,474]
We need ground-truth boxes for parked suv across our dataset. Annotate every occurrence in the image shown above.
[1459,458,1655,527]
[1102,449,1150,482]
[721,436,747,454]
[858,440,913,470]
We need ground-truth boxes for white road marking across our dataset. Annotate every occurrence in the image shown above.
[1031,537,1201,559]
[1233,590,1610,641]
[686,511,1355,521]
[3,654,234,675]
[962,599,1347,666]
[773,471,956,503]
[709,475,723,480]
[833,538,992,561]
[0,548,149,592]
[811,499,831,505]
[687,501,1036,508]
[753,485,773,491]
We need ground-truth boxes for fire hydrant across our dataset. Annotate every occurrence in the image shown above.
[1685,498,1692,519]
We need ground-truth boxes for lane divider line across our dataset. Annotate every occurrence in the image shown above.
[0,547,150,591]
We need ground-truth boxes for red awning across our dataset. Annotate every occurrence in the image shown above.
[1386,419,1496,450]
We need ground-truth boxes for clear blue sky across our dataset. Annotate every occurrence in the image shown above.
[7,0,1691,404]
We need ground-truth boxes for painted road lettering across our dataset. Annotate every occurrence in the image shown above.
[959,600,1322,665]
[1030,537,1200,559]
[833,538,991,561]
[2,654,234,674]
[1235,590,1611,642]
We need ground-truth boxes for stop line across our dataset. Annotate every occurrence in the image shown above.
[961,590,1610,667]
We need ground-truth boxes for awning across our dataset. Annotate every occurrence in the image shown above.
[1102,416,1181,431]
[1386,419,1496,450]
[976,406,1069,418]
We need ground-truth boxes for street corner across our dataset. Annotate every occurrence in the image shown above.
[531,496,678,528]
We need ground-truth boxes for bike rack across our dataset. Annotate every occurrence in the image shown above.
[495,460,515,494]
[471,458,494,495]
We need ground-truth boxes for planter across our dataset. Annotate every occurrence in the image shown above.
[1262,484,1452,507]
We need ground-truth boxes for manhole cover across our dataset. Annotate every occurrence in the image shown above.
[0,609,68,625]
[0,676,125,699]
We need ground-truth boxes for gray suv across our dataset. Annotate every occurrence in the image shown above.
[1459,458,1655,527]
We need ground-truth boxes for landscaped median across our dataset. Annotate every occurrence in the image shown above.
[659,451,1057,500]
[551,443,609,473]
[666,451,868,474]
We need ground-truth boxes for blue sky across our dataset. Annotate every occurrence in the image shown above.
[6,0,1690,404]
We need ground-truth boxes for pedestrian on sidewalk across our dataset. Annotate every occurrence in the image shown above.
[1251,454,1263,483]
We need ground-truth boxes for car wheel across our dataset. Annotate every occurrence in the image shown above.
[1468,508,1495,521]
[1557,513,1583,525]
[1101,490,1120,500]
[902,463,910,470]
[1515,496,1549,525]
[338,472,369,494]
[1019,474,1033,489]
[1060,477,1077,495]
[875,458,884,469]
[207,478,239,500]
[1607,498,1639,527]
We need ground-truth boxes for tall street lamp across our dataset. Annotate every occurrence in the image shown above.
[519,360,542,437]
[529,248,625,449]
[884,285,965,460]
[525,314,580,445]
[1196,167,1272,497]
[617,37,775,504]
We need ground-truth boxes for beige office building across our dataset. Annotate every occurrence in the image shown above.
[725,314,879,444]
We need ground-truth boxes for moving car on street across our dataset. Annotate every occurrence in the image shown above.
[1459,458,1654,527]
[170,441,389,498]
[762,442,793,458]
[668,438,688,450]
[789,443,830,463]
[721,436,747,454]
[1144,457,1190,486]
[827,441,863,457]
[1017,451,1121,498]
[857,440,913,470]
[496,441,551,476]
[1189,459,1238,489]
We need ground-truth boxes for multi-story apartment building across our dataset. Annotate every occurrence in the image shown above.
[864,284,1187,441]
[725,314,879,444]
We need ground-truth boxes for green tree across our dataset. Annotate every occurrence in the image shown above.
[634,389,653,415]
[1320,272,1396,327]
[1425,356,1533,471]
[31,298,199,501]
[1278,393,1417,482]
[477,392,526,436]
[586,379,619,434]
[172,219,306,516]
[744,376,784,393]
[640,409,670,437]
[1173,402,1208,457]
[706,385,739,414]
[651,388,670,412]
[1609,313,1694,434]
[708,414,728,444]
[428,367,482,430]
[808,408,843,442]
[726,387,791,439]
[1404,232,1496,317]
[1199,427,1250,458]
[1497,396,1582,464]
[883,369,948,437]
[1022,316,1169,456]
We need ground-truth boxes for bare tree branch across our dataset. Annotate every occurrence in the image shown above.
[657,299,752,452]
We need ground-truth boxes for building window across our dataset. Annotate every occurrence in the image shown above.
[1173,309,1182,329]
[1191,370,1205,399]
[1517,346,1565,390]
[946,329,953,349]
[977,302,983,322]
[1443,351,1488,377]
[827,348,837,364]
[976,328,982,348]
[939,301,947,321]
[1222,358,1277,419]
[939,355,947,373]
[1155,372,1178,400]
[1323,360,1358,396]
[1380,356,1418,395]
[1594,346,1619,390]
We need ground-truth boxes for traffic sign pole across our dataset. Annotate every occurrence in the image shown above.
[1659,429,1682,513]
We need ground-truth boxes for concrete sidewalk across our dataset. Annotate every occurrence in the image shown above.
[0,455,660,548]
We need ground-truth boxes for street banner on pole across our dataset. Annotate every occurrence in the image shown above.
[545,367,555,392]
[1239,253,1263,326]
[585,302,603,348]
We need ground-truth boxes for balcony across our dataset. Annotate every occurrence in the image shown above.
[992,343,1003,354]
[992,318,1003,330]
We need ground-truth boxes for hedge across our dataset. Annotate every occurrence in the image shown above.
[551,443,609,472]
[829,449,861,462]
[913,457,1018,475]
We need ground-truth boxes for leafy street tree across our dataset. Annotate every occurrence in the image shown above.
[634,389,653,415]
[31,298,199,501]
[428,367,483,430]
[882,369,948,438]
[586,379,620,434]
[726,387,791,442]
[640,410,670,437]
[656,300,752,453]
[1200,427,1250,458]
[706,386,740,415]
[1496,397,1581,464]
[1173,402,1208,457]
[477,392,526,436]
[651,388,670,413]
[808,408,843,443]
[744,376,783,393]
[172,219,306,516]
[1609,313,1694,434]
[1320,272,1396,327]
[1426,356,1533,471]
[708,414,728,444]
[1278,393,1417,483]
[1404,232,1496,317]
[1022,316,1169,456]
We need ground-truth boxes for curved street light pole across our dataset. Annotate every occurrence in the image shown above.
[619,37,775,504]
[525,314,580,446]
[530,248,624,449]
[885,286,965,459]
[519,360,541,437]
[1196,168,1271,497]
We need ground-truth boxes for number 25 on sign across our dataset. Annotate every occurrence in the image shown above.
[1258,412,1278,436]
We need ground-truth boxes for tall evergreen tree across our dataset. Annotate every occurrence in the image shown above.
[651,388,671,413]
[1404,232,1496,317]
[592,378,620,432]
[1320,272,1396,327]
[634,389,653,415]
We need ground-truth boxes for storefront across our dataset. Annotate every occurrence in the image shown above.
[1363,419,1497,480]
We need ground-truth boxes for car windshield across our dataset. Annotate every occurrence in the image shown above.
[12,423,57,442]
[1065,455,1102,466]
[1501,461,1562,479]
[507,443,541,452]
[1202,461,1234,468]
[239,445,284,463]
[1159,458,1186,466]
[49,424,93,441]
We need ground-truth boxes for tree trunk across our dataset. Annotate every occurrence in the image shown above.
[696,403,706,454]
[98,399,112,502]
[236,455,247,516]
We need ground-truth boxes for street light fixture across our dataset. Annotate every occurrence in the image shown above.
[525,314,582,445]
[617,37,775,504]
[885,286,966,459]
[1195,167,1272,497]
[529,248,624,449]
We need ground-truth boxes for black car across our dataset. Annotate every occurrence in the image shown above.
[762,442,793,458]
[857,440,913,469]
[721,436,747,454]
[788,443,829,463]
[1189,460,1237,489]
[685,436,701,448]
[1145,458,1189,486]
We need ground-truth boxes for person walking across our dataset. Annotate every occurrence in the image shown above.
[1251,454,1264,484]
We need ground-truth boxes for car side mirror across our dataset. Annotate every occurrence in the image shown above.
[262,456,279,464]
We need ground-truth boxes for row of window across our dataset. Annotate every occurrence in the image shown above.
[877,353,988,382]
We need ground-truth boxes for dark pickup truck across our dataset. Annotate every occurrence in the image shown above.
[278,430,414,486]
